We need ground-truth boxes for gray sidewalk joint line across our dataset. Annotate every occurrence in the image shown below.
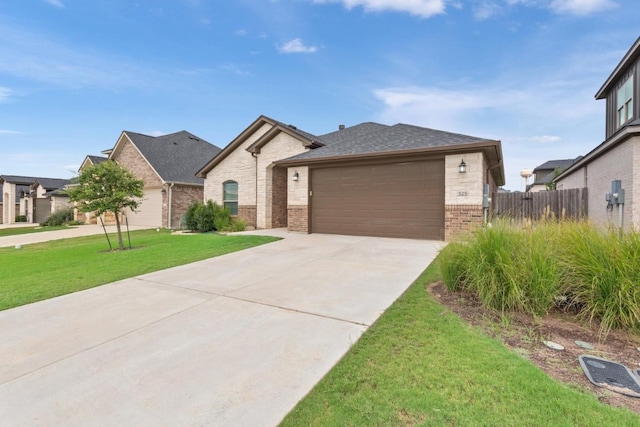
[134,277,370,328]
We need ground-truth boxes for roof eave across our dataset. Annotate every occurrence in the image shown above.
[246,124,324,154]
[275,139,505,185]
[595,36,640,99]
[555,125,640,181]
[196,115,277,178]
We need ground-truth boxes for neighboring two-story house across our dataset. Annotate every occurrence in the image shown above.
[556,36,640,229]
[527,157,582,192]
[0,175,70,224]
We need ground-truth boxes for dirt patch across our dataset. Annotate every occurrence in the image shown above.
[427,281,640,414]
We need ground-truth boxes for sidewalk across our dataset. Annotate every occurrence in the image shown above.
[0,224,152,248]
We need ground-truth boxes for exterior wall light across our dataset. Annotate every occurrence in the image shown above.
[458,159,467,173]
[293,171,299,181]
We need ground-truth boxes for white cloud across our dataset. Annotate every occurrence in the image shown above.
[148,130,165,137]
[473,1,503,19]
[278,38,318,54]
[44,0,64,8]
[0,129,21,135]
[0,86,11,102]
[549,0,617,15]
[314,0,446,18]
[235,29,248,37]
[530,135,562,143]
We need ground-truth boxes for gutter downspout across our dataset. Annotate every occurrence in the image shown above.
[167,182,175,229]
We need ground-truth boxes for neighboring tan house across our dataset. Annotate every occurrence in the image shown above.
[556,36,640,230]
[29,178,73,223]
[0,175,69,224]
[527,157,582,192]
[197,115,504,241]
[99,130,221,228]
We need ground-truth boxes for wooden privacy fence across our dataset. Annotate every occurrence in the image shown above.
[492,188,588,220]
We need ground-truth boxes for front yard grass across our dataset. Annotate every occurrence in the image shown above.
[280,263,640,427]
[0,225,71,237]
[0,229,278,311]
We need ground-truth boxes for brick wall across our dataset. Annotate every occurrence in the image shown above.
[287,205,308,233]
[170,185,204,229]
[445,204,484,241]
[114,135,163,186]
[238,205,257,228]
[271,166,288,228]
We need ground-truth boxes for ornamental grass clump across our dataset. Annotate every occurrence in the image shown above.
[437,220,561,316]
[557,222,640,338]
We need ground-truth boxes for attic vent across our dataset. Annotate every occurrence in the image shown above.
[188,135,200,141]
[288,124,297,130]
[173,141,177,145]
[339,124,345,130]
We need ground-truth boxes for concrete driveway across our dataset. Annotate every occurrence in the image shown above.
[0,229,443,426]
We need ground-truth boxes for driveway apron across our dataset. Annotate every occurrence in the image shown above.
[0,229,443,426]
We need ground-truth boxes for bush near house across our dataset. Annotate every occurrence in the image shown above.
[184,200,246,233]
[437,220,640,338]
[15,215,27,222]
[41,208,76,226]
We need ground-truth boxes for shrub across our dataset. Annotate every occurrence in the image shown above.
[41,208,75,226]
[15,215,27,222]
[183,200,244,233]
[184,202,200,231]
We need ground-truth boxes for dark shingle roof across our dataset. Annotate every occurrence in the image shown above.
[124,131,222,184]
[284,123,490,161]
[34,178,72,191]
[270,118,324,145]
[533,157,582,173]
[317,122,390,145]
[88,155,108,164]
[0,175,70,202]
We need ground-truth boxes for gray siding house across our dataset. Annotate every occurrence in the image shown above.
[556,36,640,229]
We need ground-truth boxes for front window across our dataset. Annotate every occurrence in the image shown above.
[617,76,634,127]
[223,181,238,215]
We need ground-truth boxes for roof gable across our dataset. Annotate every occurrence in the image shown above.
[196,115,320,177]
[596,36,640,99]
[112,130,221,184]
[533,157,582,173]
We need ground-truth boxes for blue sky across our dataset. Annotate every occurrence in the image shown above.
[0,0,637,190]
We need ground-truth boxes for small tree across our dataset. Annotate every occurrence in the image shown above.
[67,160,144,250]
[545,167,566,191]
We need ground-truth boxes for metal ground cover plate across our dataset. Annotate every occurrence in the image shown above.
[578,355,640,398]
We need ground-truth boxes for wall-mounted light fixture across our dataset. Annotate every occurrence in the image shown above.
[293,171,299,181]
[458,159,467,173]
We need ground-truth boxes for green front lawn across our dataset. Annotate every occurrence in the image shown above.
[0,225,71,237]
[280,263,639,426]
[0,229,278,311]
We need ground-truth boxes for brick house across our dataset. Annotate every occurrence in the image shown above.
[197,115,504,240]
[93,130,221,228]
[556,36,640,230]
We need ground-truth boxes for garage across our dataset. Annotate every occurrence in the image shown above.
[125,188,163,227]
[311,159,445,240]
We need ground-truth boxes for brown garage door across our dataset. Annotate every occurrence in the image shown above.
[311,159,445,240]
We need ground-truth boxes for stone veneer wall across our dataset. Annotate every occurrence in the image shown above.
[287,205,308,232]
[238,205,257,228]
[287,166,309,232]
[444,152,486,241]
[444,205,484,240]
